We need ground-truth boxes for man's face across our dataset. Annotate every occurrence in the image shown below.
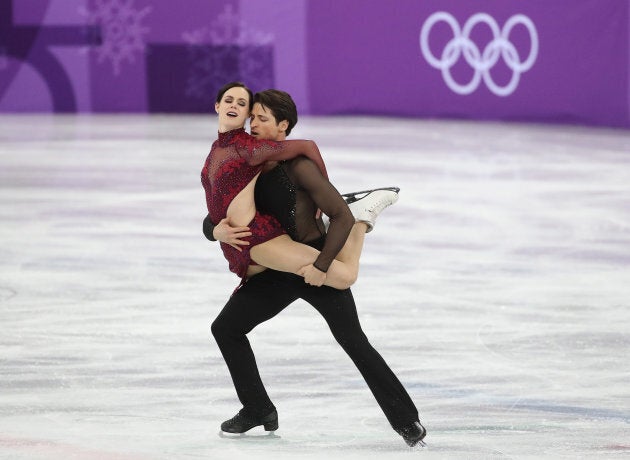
[250,103,286,141]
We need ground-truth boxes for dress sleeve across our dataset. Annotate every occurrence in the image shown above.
[203,214,216,241]
[241,137,328,179]
[291,157,354,272]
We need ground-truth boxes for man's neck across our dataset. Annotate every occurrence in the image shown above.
[261,132,286,172]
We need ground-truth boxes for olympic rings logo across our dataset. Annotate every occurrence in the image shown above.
[420,12,538,96]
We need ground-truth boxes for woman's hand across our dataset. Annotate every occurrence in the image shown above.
[298,264,326,287]
[214,218,251,251]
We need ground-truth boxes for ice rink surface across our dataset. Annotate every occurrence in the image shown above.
[1,115,629,459]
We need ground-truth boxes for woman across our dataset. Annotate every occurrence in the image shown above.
[201,82,356,289]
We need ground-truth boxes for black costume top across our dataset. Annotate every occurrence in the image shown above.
[203,157,354,272]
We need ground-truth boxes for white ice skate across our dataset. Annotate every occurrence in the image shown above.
[343,187,399,233]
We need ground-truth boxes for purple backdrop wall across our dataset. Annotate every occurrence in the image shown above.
[1,0,628,127]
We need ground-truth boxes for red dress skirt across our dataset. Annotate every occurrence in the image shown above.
[219,211,285,279]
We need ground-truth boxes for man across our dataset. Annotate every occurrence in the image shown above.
[204,89,426,447]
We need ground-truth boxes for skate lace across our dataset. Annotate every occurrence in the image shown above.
[368,195,393,214]
[227,411,250,425]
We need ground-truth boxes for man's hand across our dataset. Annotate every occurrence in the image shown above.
[214,218,251,251]
[298,264,326,287]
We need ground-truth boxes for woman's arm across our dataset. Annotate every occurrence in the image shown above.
[243,137,328,179]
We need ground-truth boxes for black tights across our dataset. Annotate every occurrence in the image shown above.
[211,269,419,429]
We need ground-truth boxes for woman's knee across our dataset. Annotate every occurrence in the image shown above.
[345,270,358,288]
[332,270,357,290]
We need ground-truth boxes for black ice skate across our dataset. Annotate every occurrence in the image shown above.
[220,409,278,434]
[341,186,400,204]
[395,420,427,447]
[342,187,400,232]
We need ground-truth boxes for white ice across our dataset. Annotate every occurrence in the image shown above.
[1,115,629,459]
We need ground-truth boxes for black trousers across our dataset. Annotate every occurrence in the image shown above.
[211,267,419,430]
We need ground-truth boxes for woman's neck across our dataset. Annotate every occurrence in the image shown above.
[218,123,245,133]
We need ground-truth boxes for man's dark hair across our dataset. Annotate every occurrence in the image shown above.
[254,89,298,136]
[215,82,254,111]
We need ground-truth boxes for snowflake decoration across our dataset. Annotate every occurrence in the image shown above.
[81,0,151,76]
[183,45,236,101]
[182,4,274,103]
[209,4,243,45]
[238,45,274,90]
[182,4,273,47]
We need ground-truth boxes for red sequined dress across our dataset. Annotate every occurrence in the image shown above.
[201,128,328,279]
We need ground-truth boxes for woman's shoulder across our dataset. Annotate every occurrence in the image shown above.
[236,131,278,150]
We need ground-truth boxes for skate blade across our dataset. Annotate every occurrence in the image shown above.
[219,430,280,440]
[341,187,400,204]
[406,438,427,448]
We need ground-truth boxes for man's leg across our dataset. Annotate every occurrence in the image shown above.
[211,270,298,429]
[301,286,425,445]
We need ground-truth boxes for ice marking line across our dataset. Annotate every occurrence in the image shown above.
[0,434,152,459]
[510,401,630,423]
[0,286,17,302]
[476,320,563,412]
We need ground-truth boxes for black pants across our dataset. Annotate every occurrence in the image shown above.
[211,269,419,430]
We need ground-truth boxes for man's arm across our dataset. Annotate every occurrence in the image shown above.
[291,157,354,272]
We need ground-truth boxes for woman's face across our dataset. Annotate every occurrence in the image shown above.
[215,87,250,132]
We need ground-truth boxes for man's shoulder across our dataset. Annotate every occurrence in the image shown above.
[288,155,316,169]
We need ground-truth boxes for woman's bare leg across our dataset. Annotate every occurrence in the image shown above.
[324,187,399,281]
[250,235,356,289]
[334,222,368,278]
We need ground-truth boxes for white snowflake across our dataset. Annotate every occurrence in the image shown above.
[185,4,274,47]
[182,4,274,103]
[81,0,151,76]
[238,45,274,90]
[183,44,237,101]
